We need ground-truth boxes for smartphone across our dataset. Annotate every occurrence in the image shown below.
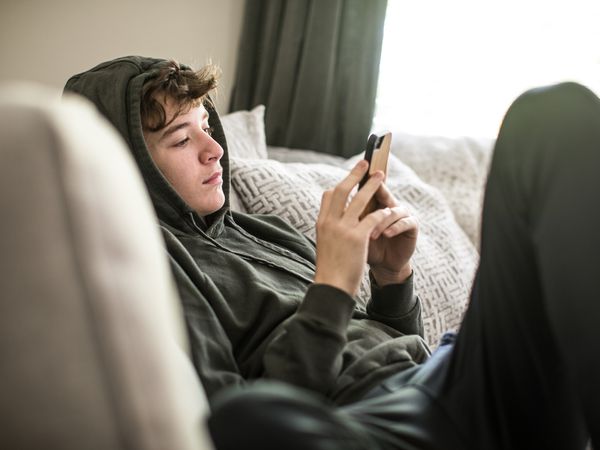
[359,131,392,218]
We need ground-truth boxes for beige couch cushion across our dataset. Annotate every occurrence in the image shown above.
[0,84,212,450]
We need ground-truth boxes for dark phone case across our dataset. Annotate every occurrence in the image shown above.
[358,134,380,189]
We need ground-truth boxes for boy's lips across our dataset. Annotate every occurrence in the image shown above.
[203,171,223,185]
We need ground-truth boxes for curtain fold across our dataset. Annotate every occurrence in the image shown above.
[230,0,388,157]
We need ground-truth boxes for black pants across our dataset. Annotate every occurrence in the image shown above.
[208,82,600,450]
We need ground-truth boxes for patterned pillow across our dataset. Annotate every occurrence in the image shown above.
[230,155,479,347]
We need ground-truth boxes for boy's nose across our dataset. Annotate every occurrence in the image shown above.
[200,137,224,164]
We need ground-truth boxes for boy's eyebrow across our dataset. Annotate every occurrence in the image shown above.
[158,109,209,143]
[159,122,190,142]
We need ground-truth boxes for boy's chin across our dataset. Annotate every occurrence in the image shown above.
[198,195,226,217]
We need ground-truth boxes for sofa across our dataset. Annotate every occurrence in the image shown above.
[0,84,493,448]
[0,85,214,450]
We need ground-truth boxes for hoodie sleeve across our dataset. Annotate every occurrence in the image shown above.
[262,284,356,396]
[262,277,424,396]
[366,271,424,338]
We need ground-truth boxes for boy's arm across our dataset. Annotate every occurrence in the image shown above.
[262,162,422,395]
[262,283,355,396]
[263,278,424,396]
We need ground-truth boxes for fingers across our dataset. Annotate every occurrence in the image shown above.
[374,182,397,208]
[318,189,333,221]
[326,160,370,217]
[343,171,385,218]
[324,161,385,219]
[320,160,406,233]
[363,206,419,240]
[380,215,419,239]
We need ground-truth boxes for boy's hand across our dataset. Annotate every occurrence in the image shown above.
[367,183,418,286]
[313,161,417,296]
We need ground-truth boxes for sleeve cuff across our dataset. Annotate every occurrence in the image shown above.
[367,270,418,318]
[299,284,356,335]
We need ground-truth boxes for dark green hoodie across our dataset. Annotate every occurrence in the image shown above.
[64,56,430,405]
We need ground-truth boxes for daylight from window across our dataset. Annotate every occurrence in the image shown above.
[372,0,600,138]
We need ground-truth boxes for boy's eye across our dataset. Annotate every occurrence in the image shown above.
[204,126,214,136]
[174,137,190,148]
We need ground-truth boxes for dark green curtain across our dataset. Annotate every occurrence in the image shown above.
[229,0,388,157]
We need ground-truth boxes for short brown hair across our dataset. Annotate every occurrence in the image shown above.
[141,60,219,132]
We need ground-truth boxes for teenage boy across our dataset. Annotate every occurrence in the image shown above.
[66,57,598,449]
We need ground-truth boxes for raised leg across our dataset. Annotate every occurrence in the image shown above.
[443,82,600,449]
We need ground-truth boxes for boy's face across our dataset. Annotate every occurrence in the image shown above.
[143,97,225,216]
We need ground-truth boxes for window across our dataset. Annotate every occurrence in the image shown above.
[373,0,600,138]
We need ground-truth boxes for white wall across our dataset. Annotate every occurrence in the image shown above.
[0,0,245,111]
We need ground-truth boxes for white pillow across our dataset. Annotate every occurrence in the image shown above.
[230,154,479,348]
[220,105,268,159]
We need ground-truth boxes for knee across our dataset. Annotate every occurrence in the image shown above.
[523,81,594,99]
[504,81,600,132]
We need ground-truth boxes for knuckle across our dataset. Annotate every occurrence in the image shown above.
[375,208,390,219]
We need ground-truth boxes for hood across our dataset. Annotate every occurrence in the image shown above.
[64,55,231,235]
